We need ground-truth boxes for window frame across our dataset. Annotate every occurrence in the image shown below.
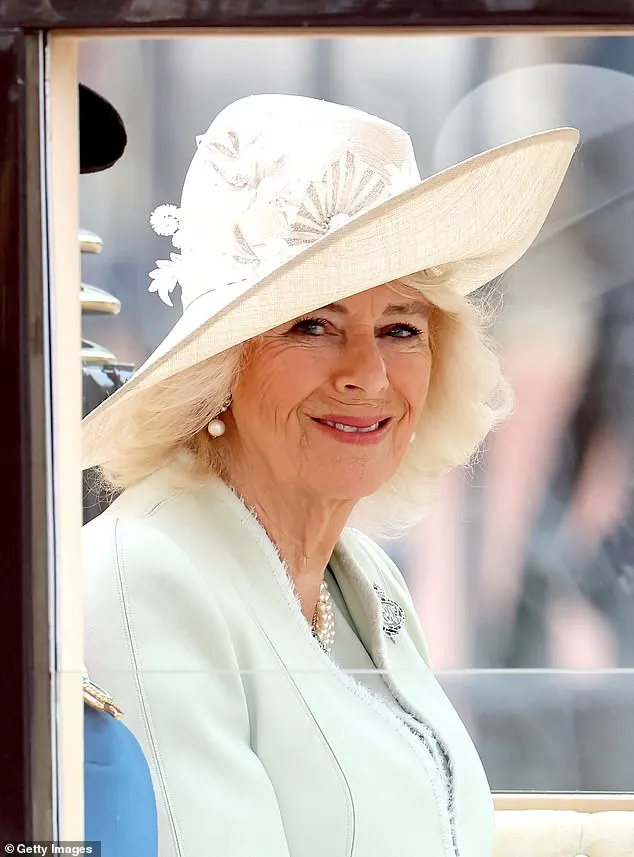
[8,13,634,838]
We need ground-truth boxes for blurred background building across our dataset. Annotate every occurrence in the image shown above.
[78,33,634,793]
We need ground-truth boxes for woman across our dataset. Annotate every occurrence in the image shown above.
[82,93,578,857]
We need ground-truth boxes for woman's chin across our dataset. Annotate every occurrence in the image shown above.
[307,472,390,503]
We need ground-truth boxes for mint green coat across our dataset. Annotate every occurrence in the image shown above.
[83,466,494,857]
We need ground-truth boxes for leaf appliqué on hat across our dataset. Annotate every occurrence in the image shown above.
[229,224,302,282]
[196,129,247,188]
[148,253,182,307]
[197,129,286,193]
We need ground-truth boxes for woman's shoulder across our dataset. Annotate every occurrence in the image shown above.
[82,467,208,605]
[84,462,189,526]
[83,471,238,682]
[82,465,247,618]
[82,508,187,576]
[82,461,214,554]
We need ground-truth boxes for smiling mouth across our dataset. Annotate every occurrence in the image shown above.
[313,418,390,434]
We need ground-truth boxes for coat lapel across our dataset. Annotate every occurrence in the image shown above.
[331,531,466,739]
[331,531,495,857]
[194,479,492,857]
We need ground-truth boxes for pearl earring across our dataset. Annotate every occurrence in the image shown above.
[207,393,232,438]
[207,419,226,437]
[410,432,416,444]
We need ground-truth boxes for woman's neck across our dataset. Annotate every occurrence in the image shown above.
[224,465,355,621]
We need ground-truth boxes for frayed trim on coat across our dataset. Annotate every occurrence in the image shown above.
[214,477,458,857]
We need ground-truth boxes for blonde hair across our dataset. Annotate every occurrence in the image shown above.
[97,270,512,535]
[352,271,511,535]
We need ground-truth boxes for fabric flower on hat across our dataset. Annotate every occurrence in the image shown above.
[150,204,182,248]
[238,174,307,246]
[237,177,292,245]
[147,128,417,311]
[150,203,180,236]
[286,150,393,247]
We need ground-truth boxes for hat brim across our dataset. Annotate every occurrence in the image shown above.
[82,127,578,469]
[79,84,127,174]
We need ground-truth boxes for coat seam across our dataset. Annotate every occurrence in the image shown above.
[113,518,184,857]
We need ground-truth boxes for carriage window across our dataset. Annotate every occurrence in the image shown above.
[78,32,634,795]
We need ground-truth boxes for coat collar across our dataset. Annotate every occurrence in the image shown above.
[191,474,463,857]
[194,473,395,666]
[193,472,435,702]
[193,474,464,745]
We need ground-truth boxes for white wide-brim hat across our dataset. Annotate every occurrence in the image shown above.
[82,93,579,470]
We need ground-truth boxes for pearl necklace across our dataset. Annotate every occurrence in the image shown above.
[311,579,336,653]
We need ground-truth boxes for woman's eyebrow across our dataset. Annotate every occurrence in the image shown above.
[382,302,430,318]
[320,301,429,317]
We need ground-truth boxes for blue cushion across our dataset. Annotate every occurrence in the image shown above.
[84,705,158,857]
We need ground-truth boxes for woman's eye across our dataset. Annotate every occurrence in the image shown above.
[291,317,330,336]
[385,323,424,338]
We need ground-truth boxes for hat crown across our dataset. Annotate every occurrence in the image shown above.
[148,95,421,309]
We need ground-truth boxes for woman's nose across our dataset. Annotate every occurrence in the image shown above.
[331,335,389,396]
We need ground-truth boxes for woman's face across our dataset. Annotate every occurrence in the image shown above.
[226,281,432,502]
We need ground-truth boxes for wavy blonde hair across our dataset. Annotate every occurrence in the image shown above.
[96,270,512,535]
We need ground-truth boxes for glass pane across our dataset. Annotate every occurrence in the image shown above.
[78,33,634,800]
[439,670,634,791]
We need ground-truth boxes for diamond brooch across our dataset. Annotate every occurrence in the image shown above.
[373,584,405,641]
